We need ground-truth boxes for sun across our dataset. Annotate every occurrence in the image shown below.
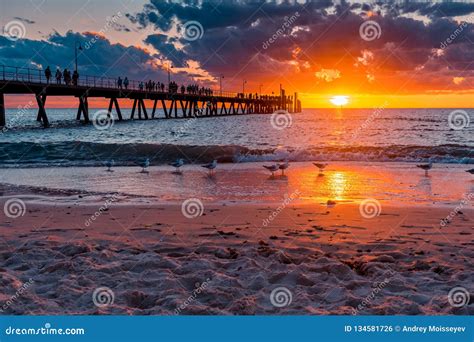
[330,95,349,107]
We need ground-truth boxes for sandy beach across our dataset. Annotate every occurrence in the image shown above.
[1,163,472,315]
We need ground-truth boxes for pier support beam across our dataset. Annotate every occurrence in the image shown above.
[152,99,158,118]
[168,100,175,118]
[180,100,189,118]
[220,102,227,115]
[76,96,89,123]
[294,92,298,113]
[107,98,123,121]
[161,99,169,118]
[35,93,49,127]
[36,94,47,122]
[114,98,123,121]
[139,99,148,120]
[0,93,5,128]
[137,98,142,119]
[190,100,198,117]
[130,99,137,119]
[212,102,218,116]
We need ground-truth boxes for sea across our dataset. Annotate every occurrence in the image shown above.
[0,108,472,205]
[0,108,472,167]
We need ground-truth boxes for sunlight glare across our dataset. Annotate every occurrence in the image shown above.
[330,95,349,107]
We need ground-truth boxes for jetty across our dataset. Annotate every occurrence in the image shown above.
[0,65,302,128]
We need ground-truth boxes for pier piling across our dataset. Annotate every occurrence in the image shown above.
[0,93,5,128]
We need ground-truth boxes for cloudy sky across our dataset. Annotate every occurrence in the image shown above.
[1,0,474,107]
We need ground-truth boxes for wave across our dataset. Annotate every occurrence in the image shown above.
[0,142,472,167]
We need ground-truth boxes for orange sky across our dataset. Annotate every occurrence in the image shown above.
[4,92,473,110]
[3,1,474,109]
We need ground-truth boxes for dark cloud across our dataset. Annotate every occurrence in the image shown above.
[127,0,333,31]
[111,22,131,33]
[125,0,474,91]
[13,17,36,25]
[0,31,169,82]
[394,1,474,18]
[144,34,187,67]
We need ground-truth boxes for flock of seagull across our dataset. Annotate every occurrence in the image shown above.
[105,158,217,175]
[103,159,474,177]
[416,162,474,176]
[262,161,328,177]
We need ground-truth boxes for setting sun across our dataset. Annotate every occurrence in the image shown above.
[330,95,349,107]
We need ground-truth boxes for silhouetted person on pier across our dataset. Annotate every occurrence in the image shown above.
[124,77,129,90]
[72,70,79,86]
[161,83,164,92]
[139,82,144,91]
[44,66,51,84]
[117,77,123,89]
[63,69,70,85]
[55,68,62,84]
[181,85,185,94]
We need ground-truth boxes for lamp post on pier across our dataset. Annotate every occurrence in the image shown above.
[219,75,224,96]
[74,41,83,72]
[167,62,173,84]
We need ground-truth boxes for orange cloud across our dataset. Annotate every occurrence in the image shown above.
[452,77,466,85]
[315,68,341,82]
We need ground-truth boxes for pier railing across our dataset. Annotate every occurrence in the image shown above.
[0,65,279,100]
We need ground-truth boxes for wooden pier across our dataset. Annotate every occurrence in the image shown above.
[0,65,301,128]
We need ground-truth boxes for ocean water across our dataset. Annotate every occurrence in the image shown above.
[0,108,472,167]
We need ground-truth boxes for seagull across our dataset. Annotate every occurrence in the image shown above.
[202,160,217,175]
[313,163,328,173]
[169,158,184,173]
[263,164,279,177]
[138,158,150,173]
[279,161,289,175]
[466,169,474,175]
[105,159,114,172]
[416,162,432,175]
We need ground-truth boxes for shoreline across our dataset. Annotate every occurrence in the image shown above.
[1,161,473,207]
